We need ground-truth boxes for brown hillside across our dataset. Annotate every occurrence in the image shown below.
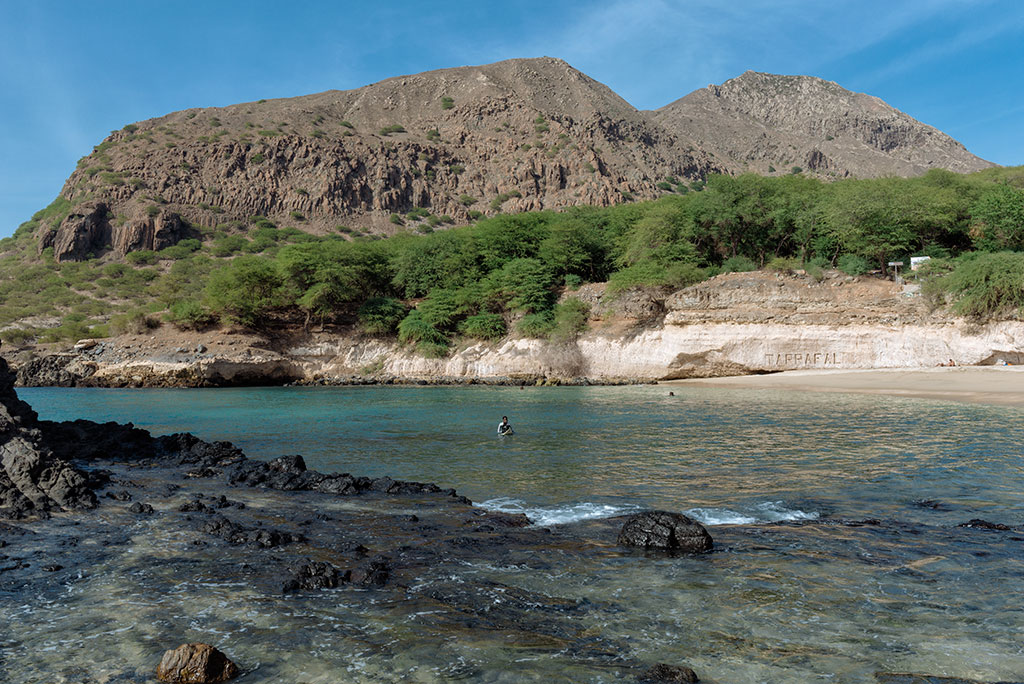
[38,59,992,262]
[653,71,994,179]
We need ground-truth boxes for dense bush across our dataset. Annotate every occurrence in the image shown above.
[358,297,408,334]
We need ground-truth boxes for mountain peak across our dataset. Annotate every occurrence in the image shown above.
[656,70,992,178]
[35,59,992,262]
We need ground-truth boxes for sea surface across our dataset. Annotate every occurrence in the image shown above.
[9,385,1024,682]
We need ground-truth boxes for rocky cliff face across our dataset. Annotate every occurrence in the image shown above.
[653,71,994,179]
[43,57,725,261]
[38,59,991,262]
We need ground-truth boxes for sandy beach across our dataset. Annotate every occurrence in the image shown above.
[669,366,1024,406]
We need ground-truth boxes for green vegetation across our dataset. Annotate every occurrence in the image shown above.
[379,124,406,136]
[440,96,454,110]
[3,166,1024,349]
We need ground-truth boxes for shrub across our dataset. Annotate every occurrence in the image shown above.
[426,129,440,142]
[109,310,159,336]
[398,309,449,356]
[441,96,454,110]
[459,195,477,206]
[721,255,757,273]
[942,251,1024,319]
[516,311,554,338]
[250,153,266,164]
[211,235,250,257]
[804,263,825,282]
[766,257,802,272]
[549,298,590,342]
[358,297,408,334]
[379,124,406,136]
[390,214,404,226]
[290,211,305,221]
[459,312,506,340]
[164,299,214,330]
[340,120,354,129]
[837,254,870,276]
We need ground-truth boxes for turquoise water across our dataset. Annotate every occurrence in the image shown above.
[14,385,1024,682]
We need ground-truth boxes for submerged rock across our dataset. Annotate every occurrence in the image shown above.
[279,558,343,593]
[156,642,239,683]
[638,663,699,683]
[957,519,1013,531]
[617,511,713,553]
[874,672,1024,684]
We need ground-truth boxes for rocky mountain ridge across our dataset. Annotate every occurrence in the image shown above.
[34,58,992,262]
[654,70,991,178]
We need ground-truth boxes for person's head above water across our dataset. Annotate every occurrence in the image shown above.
[501,416,508,422]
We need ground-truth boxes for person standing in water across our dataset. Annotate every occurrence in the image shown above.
[497,416,514,435]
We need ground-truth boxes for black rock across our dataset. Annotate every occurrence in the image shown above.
[350,556,391,587]
[128,502,154,514]
[638,663,699,683]
[279,558,343,593]
[875,672,1024,684]
[958,519,1013,531]
[617,511,713,553]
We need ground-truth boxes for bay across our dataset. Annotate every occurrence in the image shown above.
[11,385,1024,682]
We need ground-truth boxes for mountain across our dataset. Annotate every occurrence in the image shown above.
[34,58,992,262]
[652,70,993,179]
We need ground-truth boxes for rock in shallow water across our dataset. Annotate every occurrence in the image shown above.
[638,663,699,683]
[155,643,238,683]
[617,511,712,553]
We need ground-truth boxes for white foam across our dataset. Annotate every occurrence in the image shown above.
[686,501,820,526]
[478,497,642,526]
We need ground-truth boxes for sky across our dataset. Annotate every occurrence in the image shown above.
[1,0,1022,238]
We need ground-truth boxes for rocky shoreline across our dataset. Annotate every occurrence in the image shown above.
[0,353,714,682]
[2,355,1021,682]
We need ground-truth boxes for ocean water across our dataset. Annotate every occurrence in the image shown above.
[10,385,1024,682]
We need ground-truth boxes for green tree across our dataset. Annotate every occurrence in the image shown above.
[970,184,1024,251]
[204,256,284,327]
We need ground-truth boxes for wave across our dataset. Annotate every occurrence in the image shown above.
[478,497,643,526]
[478,497,820,527]
[685,501,820,525]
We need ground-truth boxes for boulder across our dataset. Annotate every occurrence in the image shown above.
[617,511,712,553]
[638,663,699,683]
[156,643,238,683]
[279,558,343,593]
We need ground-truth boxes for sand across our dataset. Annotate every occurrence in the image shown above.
[668,366,1024,407]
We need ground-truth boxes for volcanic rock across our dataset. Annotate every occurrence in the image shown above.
[617,511,713,553]
[155,643,239,683]
[638,663,700,683]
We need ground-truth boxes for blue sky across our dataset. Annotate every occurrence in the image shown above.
[1,0,1022,238]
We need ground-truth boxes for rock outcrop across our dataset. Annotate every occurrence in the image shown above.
[0,356,96,518]
[36,58,990,261]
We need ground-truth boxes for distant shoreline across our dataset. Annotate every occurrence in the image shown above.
[667,367,1024,407]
